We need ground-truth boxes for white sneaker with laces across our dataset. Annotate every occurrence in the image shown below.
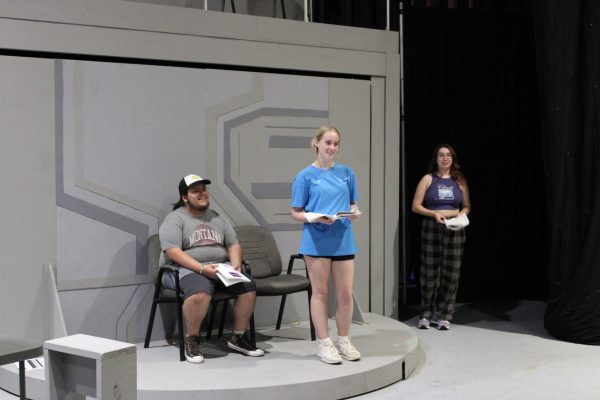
[417,318,430,329]
[336,337,361,361]
[317,339,342,364]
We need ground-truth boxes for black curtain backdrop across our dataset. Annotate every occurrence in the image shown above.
[403,6,547,304]
[312,0,399,30]
[313,0,600,343]
[533,1,600,344]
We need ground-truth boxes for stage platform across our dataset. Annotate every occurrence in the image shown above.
[0,313,418,399]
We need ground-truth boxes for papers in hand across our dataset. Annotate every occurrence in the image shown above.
[215,264,251,287]
[304,210,362,223]
[444,214,470,230]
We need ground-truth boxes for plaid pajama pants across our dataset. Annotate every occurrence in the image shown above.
[419,218,466,321]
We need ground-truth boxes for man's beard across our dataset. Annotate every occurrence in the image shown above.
[187,201,209,213]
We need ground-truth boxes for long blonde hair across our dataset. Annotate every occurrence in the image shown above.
[311,124,341,154]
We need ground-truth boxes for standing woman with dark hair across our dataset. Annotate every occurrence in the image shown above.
[291,124,362,364]
[412,144,471,330]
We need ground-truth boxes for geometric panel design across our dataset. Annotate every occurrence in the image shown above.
[55,60,151,290]
[223,108,328,231]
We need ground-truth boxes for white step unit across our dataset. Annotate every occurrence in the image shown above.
[44,334,137,400]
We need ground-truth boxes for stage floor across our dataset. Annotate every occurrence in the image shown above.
[3,301,600,400]
[0,313,418,400]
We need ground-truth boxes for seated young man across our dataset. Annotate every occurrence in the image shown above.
[159,174,264,363]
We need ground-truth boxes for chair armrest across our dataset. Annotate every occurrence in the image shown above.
[241,260,251,275]
[158,264,180,279]
[156,264,182,293]
[156,264,179,288]
[159,264,179,273]
[287,254,305,275]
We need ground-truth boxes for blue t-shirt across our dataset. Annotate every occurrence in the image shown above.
[291,164,358,256]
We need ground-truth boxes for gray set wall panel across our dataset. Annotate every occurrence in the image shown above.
[0,0,400,340]
[0,56,56,342]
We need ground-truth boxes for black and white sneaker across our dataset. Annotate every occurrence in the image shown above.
[227,333,265,357]
[184,335,204,364]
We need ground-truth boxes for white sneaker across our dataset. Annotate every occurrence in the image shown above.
[417,318,430,329]
[336,337,361,361]
[317,339,342,364]
[437,320,450,330]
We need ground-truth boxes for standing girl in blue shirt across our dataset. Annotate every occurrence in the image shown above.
[291,124,362,364]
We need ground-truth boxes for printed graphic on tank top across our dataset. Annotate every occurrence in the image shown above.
[437,184,455,200]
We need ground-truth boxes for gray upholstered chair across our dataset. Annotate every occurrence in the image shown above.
[234,225,315,340]
[143,234,242,361]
